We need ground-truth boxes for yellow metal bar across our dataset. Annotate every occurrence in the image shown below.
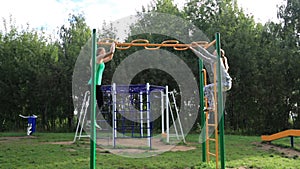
[204,39,216,49]
[203,69,208,112]
[98,39,209,51]
[203,68,210,162]
[208,152,216,156]
[203,69,208,86]
[213,63,219,169]
[206,106,210,162]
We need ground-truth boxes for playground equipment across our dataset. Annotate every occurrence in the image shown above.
[197,33,225,169]
[98,38,215,51]
[73,83,185,149]
[19,114,38,135]
[261,129,300,148]
[88,29,225,169]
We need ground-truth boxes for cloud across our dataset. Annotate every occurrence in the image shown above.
[80,0,153,29]
[0,0,284,35]
[0,0,68,32]
[237,0,284,23]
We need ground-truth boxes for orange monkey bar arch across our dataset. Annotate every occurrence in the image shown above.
[98,39,216,50]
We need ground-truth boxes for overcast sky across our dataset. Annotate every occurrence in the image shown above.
[0,0,284,32]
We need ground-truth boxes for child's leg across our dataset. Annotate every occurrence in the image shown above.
[96,85,104,110]
[95,85,104,129]
[204,83,215,109]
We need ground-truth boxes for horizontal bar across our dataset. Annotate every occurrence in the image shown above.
[99,42,207,47]
[208,152,216,156]
[97,39,216,51]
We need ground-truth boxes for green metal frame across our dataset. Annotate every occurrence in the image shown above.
[215,33,225,169]
[199,59,206,162]
[90,29,97,169]
[200,33,225,169]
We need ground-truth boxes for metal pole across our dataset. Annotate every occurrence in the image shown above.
[216,32,225,169]
[146,83,151,148]
[140,91,143,137]
[161,91,164,134]
[90,29,97,169]
[290,136,294,148]
[112,83,117,148]
[166,85,169,143]
[171,92,185,143]
[199,58,206,162]
[80,94,90,139]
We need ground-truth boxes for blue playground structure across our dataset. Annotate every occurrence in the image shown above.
[73,83,185,149]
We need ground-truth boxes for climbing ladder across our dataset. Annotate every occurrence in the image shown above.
[161,86,186,144]
[167,91,186,143]
[73,91,106,142]
[205,107,219,167]
[73,91,91,142]
[204,64,219,168]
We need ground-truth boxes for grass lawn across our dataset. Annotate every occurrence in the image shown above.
[0,132,299,169]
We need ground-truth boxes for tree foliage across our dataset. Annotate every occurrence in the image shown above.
[0,14,91,131]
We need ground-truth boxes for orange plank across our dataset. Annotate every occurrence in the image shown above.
[261,129,300,142]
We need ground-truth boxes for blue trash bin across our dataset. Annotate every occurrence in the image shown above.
[28,116,37,135]
[19,114,38,135]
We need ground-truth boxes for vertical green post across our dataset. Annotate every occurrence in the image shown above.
[199,59,206,162]
[216,32,225,169]
[90,29,97,169]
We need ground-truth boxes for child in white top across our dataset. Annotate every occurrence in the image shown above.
[190,43,232,110]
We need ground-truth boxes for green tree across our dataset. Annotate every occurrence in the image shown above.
[277,0,300,129]
[0,18,57,131]
[56,14,91,131]
[211,0,264,134]
[184,0,219,33]
[0,13,92,132]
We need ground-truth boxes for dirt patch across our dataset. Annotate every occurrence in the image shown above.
[253,142,300,158]
[42,138,196,157]
[170,145,196,152]
[98,137,196,151]
[66,148,77,152]
[44,138,196,151]
[47,141,74,145]
[96,138,196,157]
[0,136,37,143]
